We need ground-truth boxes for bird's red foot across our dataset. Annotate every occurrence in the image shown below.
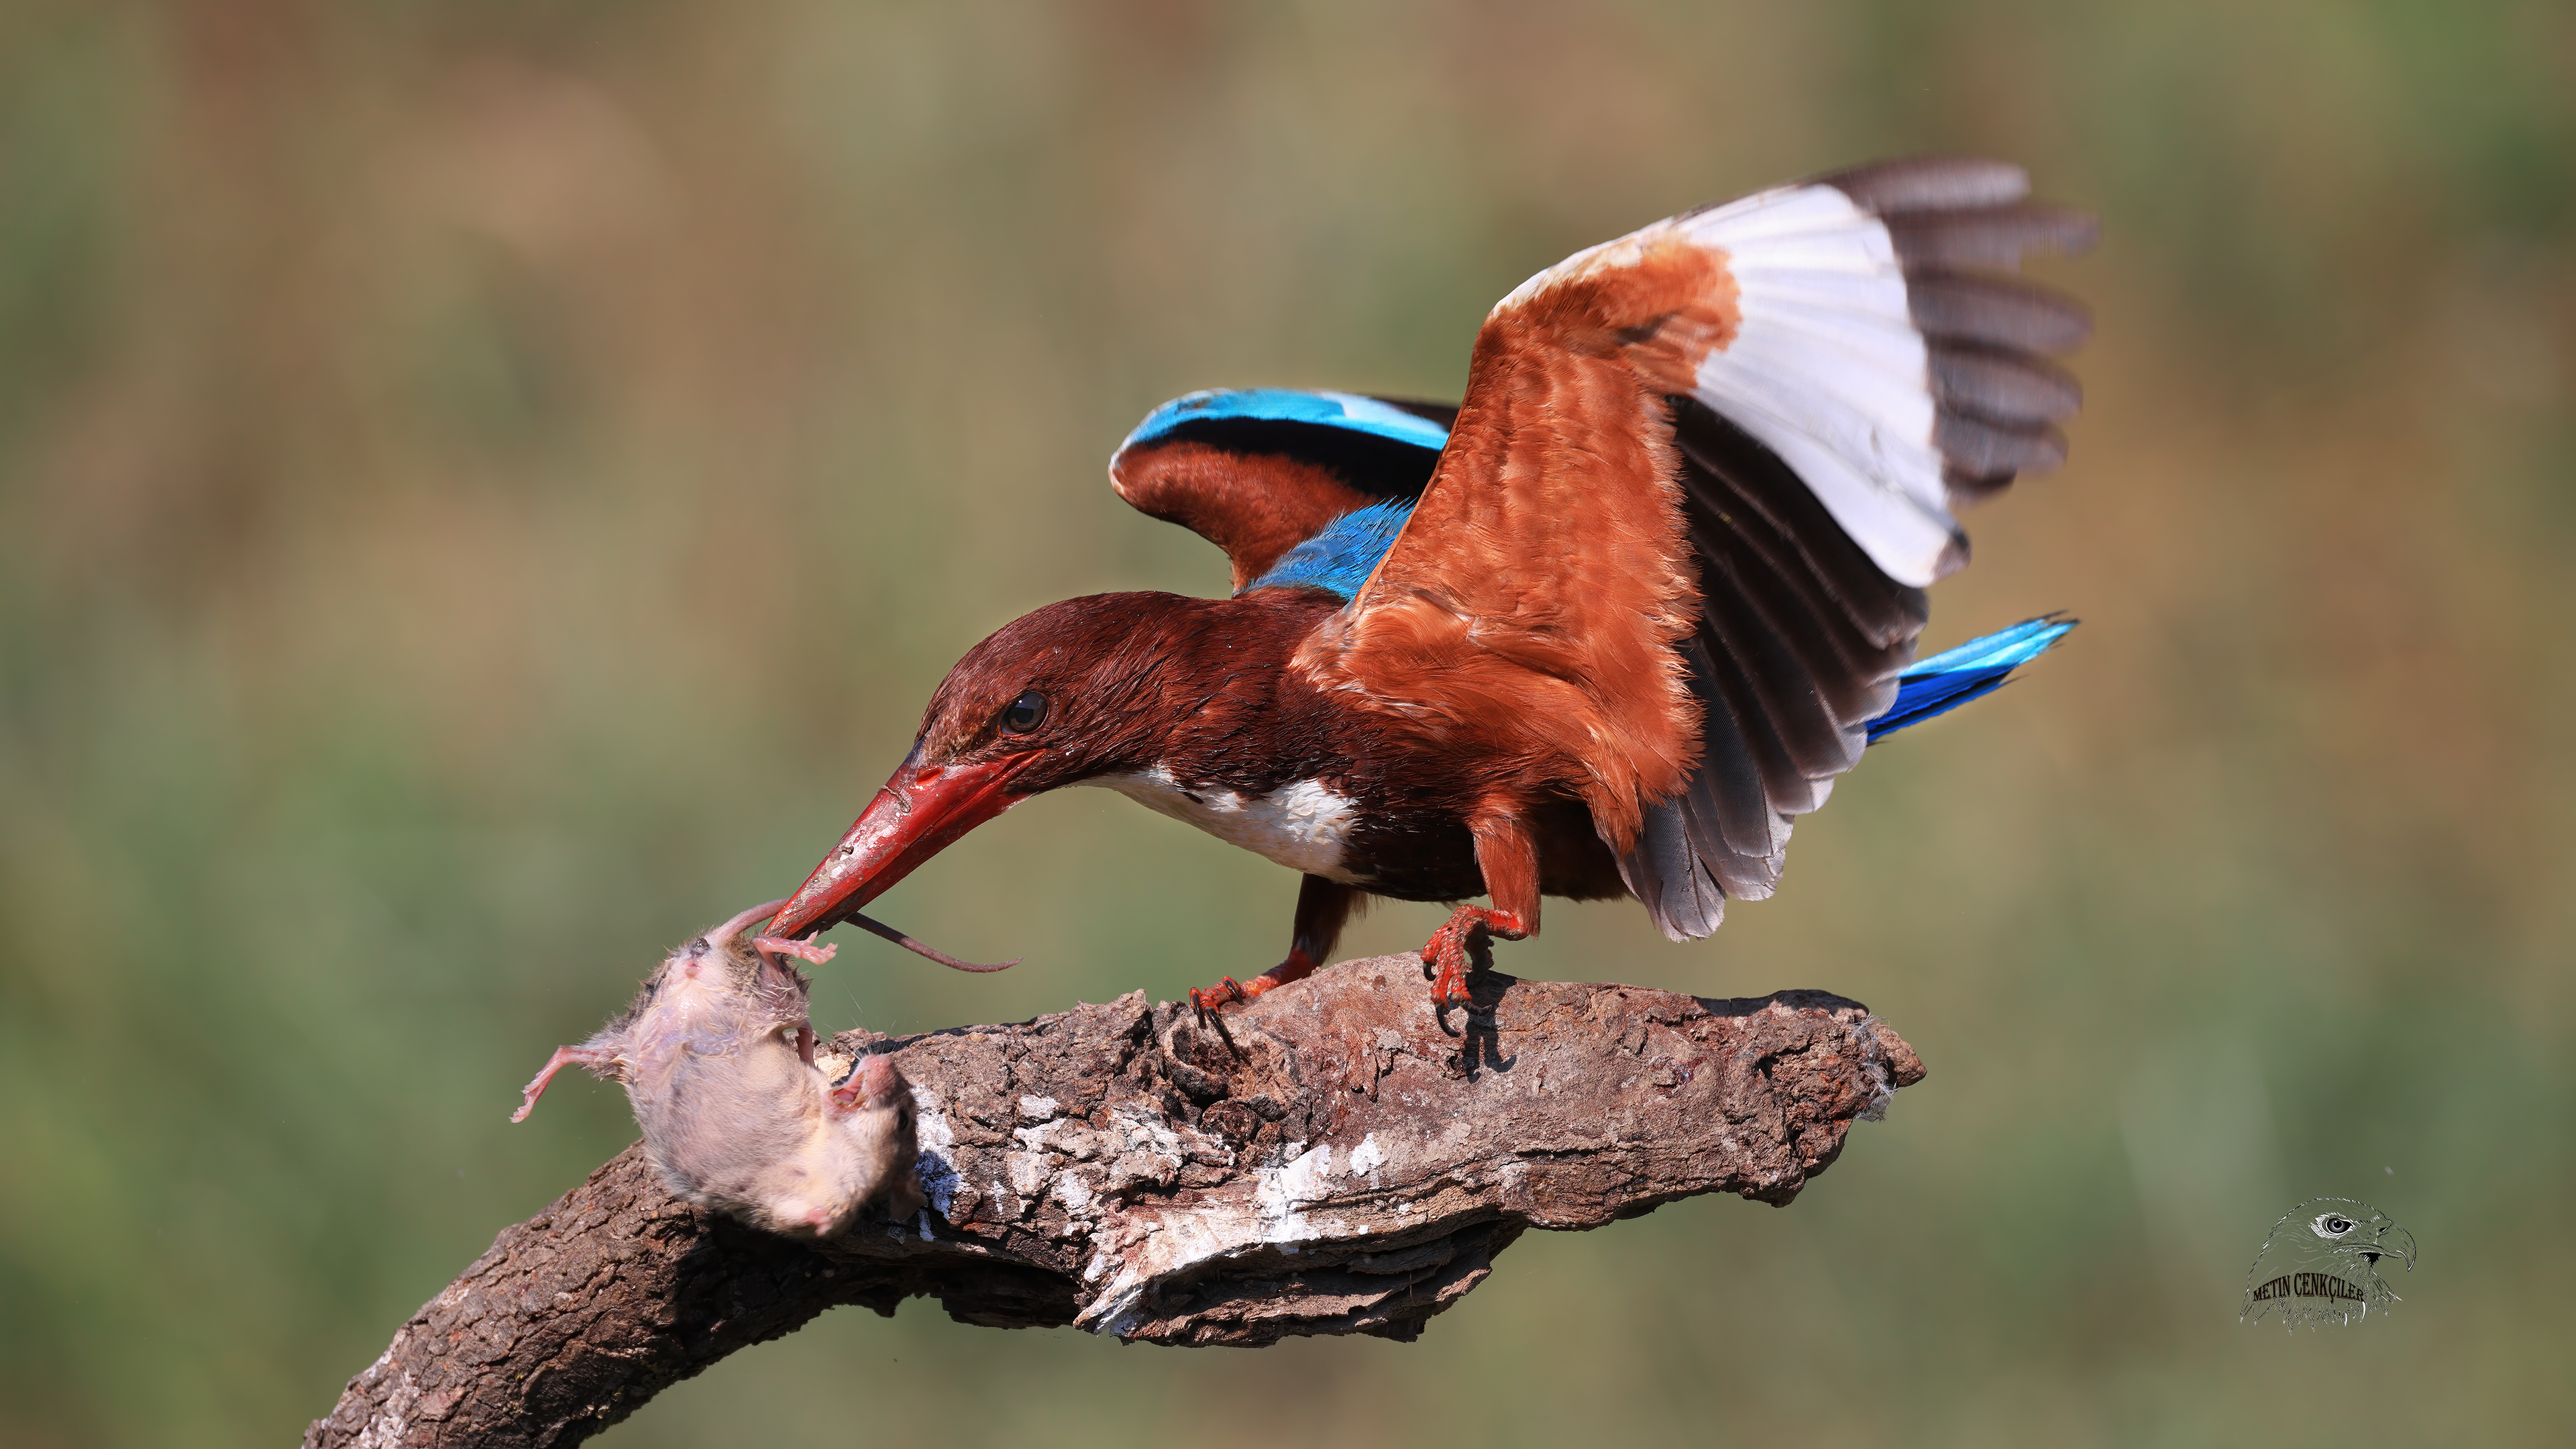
[1189,949,1320,1023]
[1421,905,1528,1007]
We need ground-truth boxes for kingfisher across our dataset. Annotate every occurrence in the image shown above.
[769,157,2094,1015]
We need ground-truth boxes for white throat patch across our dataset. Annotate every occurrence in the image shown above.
[1091,765,1361,883]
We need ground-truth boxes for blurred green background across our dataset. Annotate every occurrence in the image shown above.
[3,1,2569,1444]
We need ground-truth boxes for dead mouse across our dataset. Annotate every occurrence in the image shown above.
[513,897,925,1237]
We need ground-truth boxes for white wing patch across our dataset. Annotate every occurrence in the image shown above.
[1092,766,1363,883]
[1680,184,1958,588]
[1460,159,2088,941]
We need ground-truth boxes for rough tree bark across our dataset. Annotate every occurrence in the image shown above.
[308,953,1925,1448]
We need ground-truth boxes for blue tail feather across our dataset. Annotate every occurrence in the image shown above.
[1866,615,2075,743]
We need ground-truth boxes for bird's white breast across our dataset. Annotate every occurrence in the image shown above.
[1091,765,1362,883]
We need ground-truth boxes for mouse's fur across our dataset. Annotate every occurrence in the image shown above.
[515,898,924,1238]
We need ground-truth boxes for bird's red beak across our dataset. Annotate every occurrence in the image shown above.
[768,744,1042,941]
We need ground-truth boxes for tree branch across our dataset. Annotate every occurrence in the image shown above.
[307,954,1925,1448]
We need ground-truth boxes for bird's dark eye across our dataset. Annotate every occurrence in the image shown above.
[1001,690,1049,735]
[2318,1216,2356,1236]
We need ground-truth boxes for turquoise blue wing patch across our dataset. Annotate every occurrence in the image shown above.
[1239,498,1417,600]
[1118,388,1453,602]
[1121,388,1454,455]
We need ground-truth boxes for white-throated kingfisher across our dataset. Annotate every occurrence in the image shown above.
[769,157,2094,1016]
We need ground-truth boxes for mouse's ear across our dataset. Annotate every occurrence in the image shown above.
[829,1053,907,1115]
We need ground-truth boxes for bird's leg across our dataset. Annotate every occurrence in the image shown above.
[1190,875,1364,1020]
[1421,811,1538,1007]
[510,1044,618,1123]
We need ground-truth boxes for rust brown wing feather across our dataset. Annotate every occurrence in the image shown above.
[1107,390,1455,592]
[1297,235,1728,851]
[1301,157,2092,938]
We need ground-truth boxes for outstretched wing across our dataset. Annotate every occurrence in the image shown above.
[1301,157,2094,936]
[1108,388,1456,594]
